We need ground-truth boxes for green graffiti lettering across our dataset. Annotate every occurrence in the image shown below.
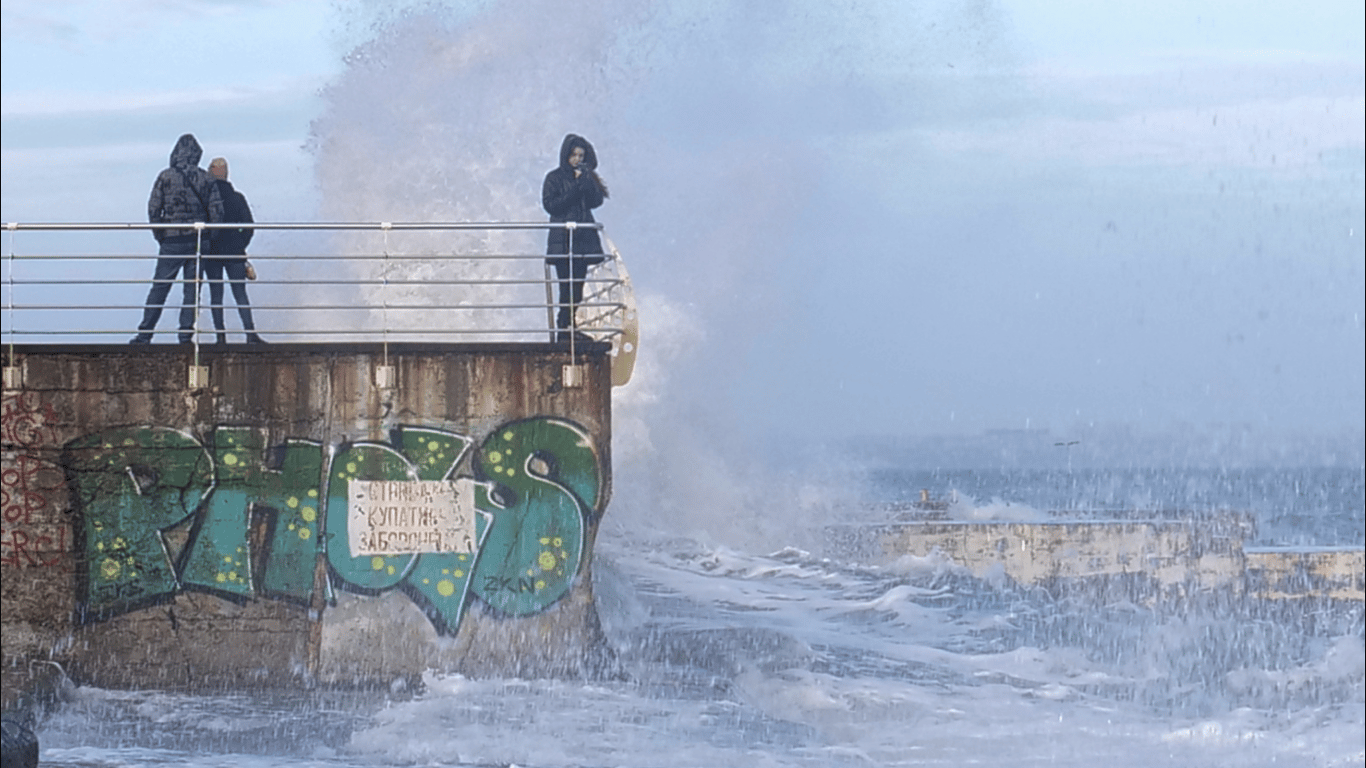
[470,418,600,616]
[64,427,214,620]
[324,442,418,591]
[178,428,323,601]
[179,485,254,599]
[258,438,326,599]
[390,426,489,634]
[393,425,473,482]
[61,419,602,634]
[402,502,489,635]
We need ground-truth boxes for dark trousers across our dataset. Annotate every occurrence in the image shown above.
[136,240,199,338]
[548,255,599,330]
[201,257,256,333]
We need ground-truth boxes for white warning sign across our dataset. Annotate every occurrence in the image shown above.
[348,479,476,557]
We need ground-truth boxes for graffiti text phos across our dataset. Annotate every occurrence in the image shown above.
[62,419,602,635]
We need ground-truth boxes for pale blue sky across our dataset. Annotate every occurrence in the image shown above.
[2,1,1363,451]
[2,0,338,220]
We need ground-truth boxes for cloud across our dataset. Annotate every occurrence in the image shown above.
[825,50,1366,188]
[2,0,338,109]
[1,78,326,119]
[0,3,82,44]
[923,95,1365,174]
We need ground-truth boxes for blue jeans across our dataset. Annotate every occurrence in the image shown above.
[200,257,256,332]
[136,239,200,338]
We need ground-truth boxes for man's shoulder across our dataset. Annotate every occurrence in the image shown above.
[218,184,252,223]
[216,179,249,199]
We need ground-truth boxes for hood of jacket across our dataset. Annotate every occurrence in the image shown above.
[558,134,598,172]
[169,134,203,171]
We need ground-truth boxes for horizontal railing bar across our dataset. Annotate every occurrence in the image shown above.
[2,325,622,334]
[4,221,600,232]
[1,253,597,261]
[7,302,626,311]
[6,278,621,287]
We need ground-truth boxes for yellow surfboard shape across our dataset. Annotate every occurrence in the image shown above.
[575,236,639,387]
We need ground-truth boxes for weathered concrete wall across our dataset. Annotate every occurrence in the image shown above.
[1245,547,1365,601]
[857,516,1363,603]
[873,517,1250,597]
[2,343,613,702]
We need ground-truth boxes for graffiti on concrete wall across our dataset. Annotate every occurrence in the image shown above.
[2,391,59,447]
[1,455,71,568]
[470,421,599,615]
[58,417,602,635]
[2,392,71,569]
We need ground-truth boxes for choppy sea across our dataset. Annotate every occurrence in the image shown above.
[32,465,1366,767]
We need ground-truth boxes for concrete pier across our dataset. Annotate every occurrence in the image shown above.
[1244,546,1365,601]
[2,342,615,702]
[837,512,1363,603]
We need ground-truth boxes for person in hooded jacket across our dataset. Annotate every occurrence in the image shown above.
[131,133,225,344]
[201,157,265,344]
[542,133,608,339]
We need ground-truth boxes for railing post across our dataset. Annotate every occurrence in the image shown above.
[377,222,394,389]
[193,223,204,345]
[5,222,16,385]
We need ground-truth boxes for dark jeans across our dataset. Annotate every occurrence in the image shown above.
[548,254,603,330]
[200,257,256,333]
[136,239,199,338]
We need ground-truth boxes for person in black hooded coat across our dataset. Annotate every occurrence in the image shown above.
[542,133,608,336]
[131,133,224,344]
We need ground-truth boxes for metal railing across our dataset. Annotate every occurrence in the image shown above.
[3,222,636,359]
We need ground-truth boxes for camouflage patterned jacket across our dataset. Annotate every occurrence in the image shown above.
[147,134,224,245]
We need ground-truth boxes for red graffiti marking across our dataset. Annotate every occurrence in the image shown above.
[1,393,69,568]
[1,453,70,568]
[2,393,71,568]
[2,454,63,525]
[2,392,59,448]
[0,526,69,568]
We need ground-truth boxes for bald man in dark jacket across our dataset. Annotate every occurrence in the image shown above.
[202,157,264,344]
[131,133,224,344]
